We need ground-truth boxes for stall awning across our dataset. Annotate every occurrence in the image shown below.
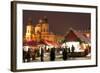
[23,40,38,46]
[44,40,59,47]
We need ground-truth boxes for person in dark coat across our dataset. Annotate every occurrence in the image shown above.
[71,45,75,53]
[50,47,55,61]
[62,47,67,60]
[23,49,27,62]
[71,45,75,57]
[68,47,70,53]
[27,48,32,62]
[40,47,44,62]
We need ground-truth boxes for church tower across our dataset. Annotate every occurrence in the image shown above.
[25,18,33,41]
[34,16,49,41]
[35,16,49,34]
[41,16,49,33]
[41,16,49,40]
[35,19,43,34]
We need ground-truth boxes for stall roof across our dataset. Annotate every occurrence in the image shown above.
[65,28,90,43]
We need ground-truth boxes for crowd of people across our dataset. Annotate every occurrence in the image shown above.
[23,45,76,62]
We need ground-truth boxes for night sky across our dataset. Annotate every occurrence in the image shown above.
[23,10,91,35]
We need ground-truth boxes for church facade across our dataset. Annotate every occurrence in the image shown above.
[24,17,56,42]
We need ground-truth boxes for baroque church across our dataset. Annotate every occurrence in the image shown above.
[24,16,56,42]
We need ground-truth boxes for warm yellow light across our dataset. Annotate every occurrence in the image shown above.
[86,33,90,38]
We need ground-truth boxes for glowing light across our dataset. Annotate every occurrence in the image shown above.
[86,33,90,38]
[62,42,84,52]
